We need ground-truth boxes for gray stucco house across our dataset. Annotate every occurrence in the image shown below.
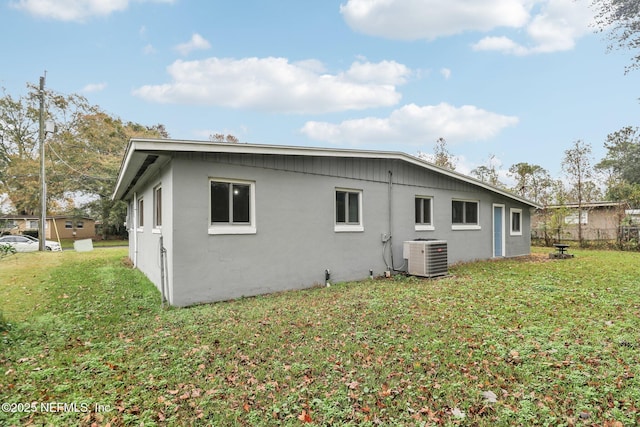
[113,138,538,306]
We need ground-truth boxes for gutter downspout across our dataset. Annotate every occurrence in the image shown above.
[388,170,396,270]
[133,192,138,267]
[160,235,168,307]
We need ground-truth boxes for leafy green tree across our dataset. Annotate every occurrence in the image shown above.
[470,155,504,188]
[595,126,640,216]
[508,162,553,205]
[0,85,90,214]
[49,112,167,238]
[596,126,640,185]
[0,84,167,237]
[605,180,640,207]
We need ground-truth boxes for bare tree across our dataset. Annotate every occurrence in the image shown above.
[209,133,240,143]
[592,0,640,73]
[562,140,594,247]
[431,137,457,170]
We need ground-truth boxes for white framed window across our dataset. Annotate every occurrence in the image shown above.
[452,199,481,230]
[415,196,434,231]
[65,220,73,229]
[137,198,144,230]
[153,185,162,232]
[565,210,588,225]
[510,208,523,236]
[209,178,256,235]
[335,188,363,232]
[28,220,38,229]
[76,221,84,229]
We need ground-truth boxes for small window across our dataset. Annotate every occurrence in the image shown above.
[565,210,588,225]
[510,208,522,236]
[138,198,144,229]
[335,189,363,232]
[76,221,84,229]
[28,220,38,229]
[209,178,256,235]
[65,220,73,229]
[452,200,480,230]
[153,185,162,229]
[415,196,434,231]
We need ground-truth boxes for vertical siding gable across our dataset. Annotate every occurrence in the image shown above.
[189,152,486,194]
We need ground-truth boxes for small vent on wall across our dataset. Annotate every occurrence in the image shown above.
[403,240,448,278]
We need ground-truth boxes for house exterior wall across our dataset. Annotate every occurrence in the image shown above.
[565,207,621,240]
[0,217,95,239]
[128,163,174,303]
[129,152,531,306]
[49,218,96,239]
[532,206,622,241]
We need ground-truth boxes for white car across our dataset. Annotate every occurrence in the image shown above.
[0,235,62,252]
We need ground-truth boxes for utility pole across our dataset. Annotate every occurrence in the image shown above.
[38,75,46,251]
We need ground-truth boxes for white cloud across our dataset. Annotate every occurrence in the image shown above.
[82,82,107,93]
[174,33,212,56]
[440,68,451,80]
[340,0,530,40]
[300,103,519,145]
[472,36,529,56]
[133,57,411,113]
[472,0,594,55]
[341,0,595,56]
[345,60,411,85]
[10,0,174,22]
[143,44,156,55]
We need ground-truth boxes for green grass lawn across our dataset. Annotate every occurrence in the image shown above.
[56,239,128,250]
[1,248,639,426]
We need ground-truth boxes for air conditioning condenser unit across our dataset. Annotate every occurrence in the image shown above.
[403,240,448,278]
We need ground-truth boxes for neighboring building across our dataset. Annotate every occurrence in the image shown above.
[531,201,628,241]
[113,139,539,307]
[0,215,97,240]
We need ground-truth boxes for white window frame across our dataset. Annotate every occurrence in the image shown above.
[335,188,364,232]
[152,184,162,233]
[137,197,144,231]
[76,221,84,229]
[510,208,523,236]
[415,196,435,231]
[65,220,73,229]
[208,178,256,235]
[451,199,481,231]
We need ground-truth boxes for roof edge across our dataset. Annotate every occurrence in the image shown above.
[112,138,541,208]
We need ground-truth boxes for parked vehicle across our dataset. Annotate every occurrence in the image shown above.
[0,235,62,252]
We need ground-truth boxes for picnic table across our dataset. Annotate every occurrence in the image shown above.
[553,243,569,254]
[550,243,573,259]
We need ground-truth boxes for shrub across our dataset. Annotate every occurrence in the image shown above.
[0,244,16,259]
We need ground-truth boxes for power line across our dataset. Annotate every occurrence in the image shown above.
[46,142,115,182]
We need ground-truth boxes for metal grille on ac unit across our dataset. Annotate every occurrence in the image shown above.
[403,240,448,277]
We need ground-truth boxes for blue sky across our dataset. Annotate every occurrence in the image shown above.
[2,0,639,183]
